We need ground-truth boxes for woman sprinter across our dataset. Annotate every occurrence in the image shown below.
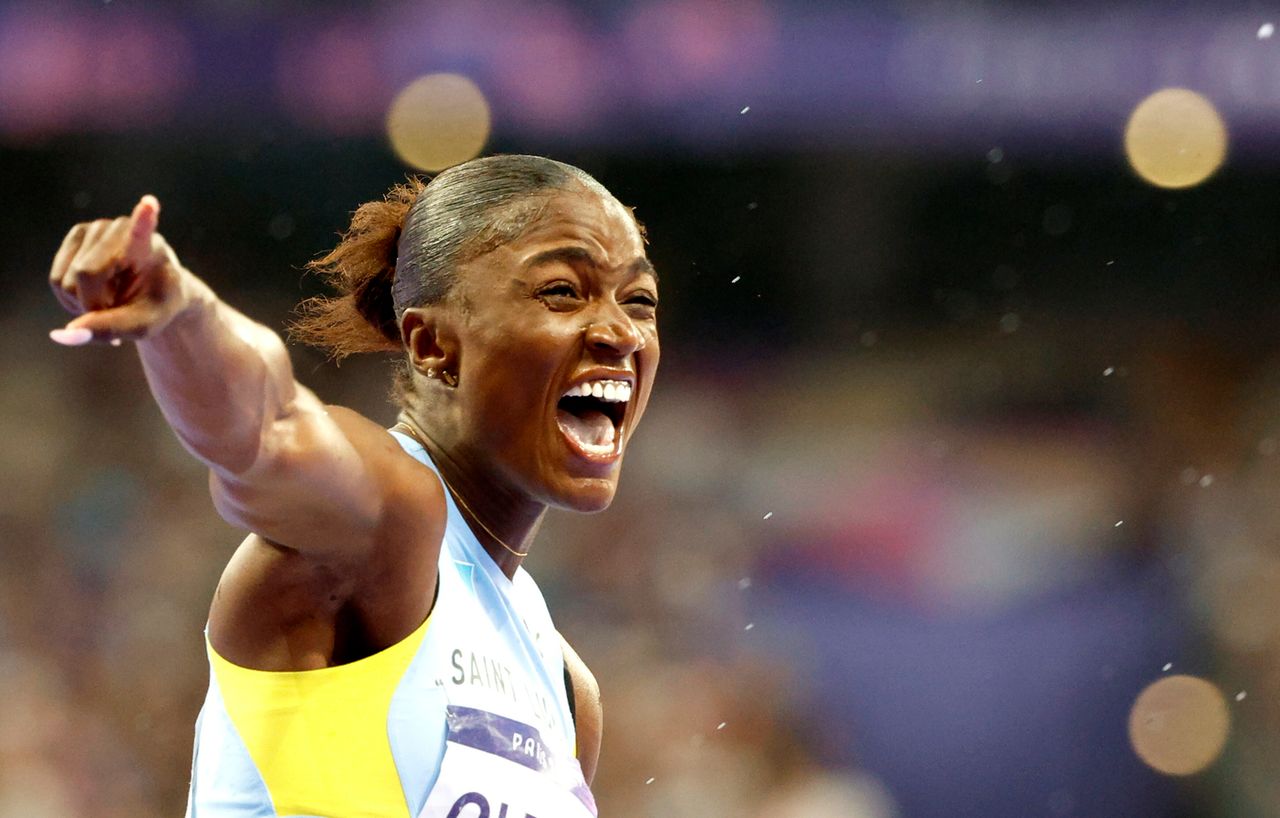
[48,155,660,817]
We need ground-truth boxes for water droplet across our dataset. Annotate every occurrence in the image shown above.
[1115,520,1124,527]
[740,106,750,114]
[1103,367,1115,377]
[1199,474,1215,488]
[738,577,751,590]
[1236,691,1247,701]
[730,275,741,284]
[1163,662,1173,672]
[763,511,773,520]
[716,722,727,730]
[1259,22,1274,39]
[744,623,755,631]
[645,777,656,785]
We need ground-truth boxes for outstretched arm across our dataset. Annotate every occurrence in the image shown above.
[48,197,443,562]
[52,197,312,475]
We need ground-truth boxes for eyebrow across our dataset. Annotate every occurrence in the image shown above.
[524,246,659,283]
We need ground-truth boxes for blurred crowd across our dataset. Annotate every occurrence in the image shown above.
[4,273,1280,816]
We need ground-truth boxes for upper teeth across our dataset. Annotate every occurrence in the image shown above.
[564,379,632,402]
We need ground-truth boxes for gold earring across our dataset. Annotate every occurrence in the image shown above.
[441,370,458,388]
[426,367,436,378]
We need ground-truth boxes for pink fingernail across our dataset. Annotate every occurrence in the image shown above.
[49,327,93,346]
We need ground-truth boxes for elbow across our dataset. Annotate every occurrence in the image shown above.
[209,469,271,532]
[185,434,261,477]
[204,407,382,543]
[204,426,302,532]
[179,338,299,475]
[209,470,251,529]
[208,398,307,480]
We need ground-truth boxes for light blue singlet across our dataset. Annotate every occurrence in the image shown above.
[184,429,594,818]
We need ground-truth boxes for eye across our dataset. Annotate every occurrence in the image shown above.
[624,292,658,316]
[537,282,582,307]
[535,280,586,308]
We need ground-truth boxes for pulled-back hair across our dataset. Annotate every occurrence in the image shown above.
[291,154,612,371]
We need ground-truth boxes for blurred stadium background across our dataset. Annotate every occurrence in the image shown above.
[5,1,1280,816]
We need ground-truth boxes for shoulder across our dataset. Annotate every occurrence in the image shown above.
[208,413,447,668]
[214,404,445,550]
[317,410,447,534]
[304,409,448,597]
[560,634,602,785]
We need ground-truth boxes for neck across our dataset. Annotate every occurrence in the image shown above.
[395,412,545,578]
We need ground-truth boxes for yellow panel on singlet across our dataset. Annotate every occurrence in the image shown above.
[207,614,432,818]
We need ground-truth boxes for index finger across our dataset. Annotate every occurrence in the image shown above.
[125,194,161,261]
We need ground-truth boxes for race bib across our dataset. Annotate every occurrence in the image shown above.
[419,706,597,818]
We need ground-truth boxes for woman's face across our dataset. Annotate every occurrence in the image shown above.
[448,186,660,512]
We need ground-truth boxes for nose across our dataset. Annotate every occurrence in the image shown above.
[583,303,644,357]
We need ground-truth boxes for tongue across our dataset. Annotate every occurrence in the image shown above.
[557,408,616,448]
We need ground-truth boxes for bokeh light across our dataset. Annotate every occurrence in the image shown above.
[386,73,491,172]
[1128,675,1230,776]
[1124,88,1227,189]
[1204,554,1280,652]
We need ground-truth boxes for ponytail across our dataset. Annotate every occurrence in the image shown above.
[290,178,425,360]
[292,155,618,398]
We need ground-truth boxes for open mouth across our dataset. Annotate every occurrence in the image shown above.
[555,379,632,461]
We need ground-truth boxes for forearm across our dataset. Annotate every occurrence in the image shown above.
[138,272,303,477]
[50,199,395,549]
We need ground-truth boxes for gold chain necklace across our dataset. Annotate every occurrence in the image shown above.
[394,423,530,559]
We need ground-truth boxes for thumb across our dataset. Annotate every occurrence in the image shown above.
[55,302,158,344]
[126,194,161,261]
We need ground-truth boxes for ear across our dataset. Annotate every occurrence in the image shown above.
[400,306,459,379]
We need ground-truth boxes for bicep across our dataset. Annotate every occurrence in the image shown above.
[210,399,441,561]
